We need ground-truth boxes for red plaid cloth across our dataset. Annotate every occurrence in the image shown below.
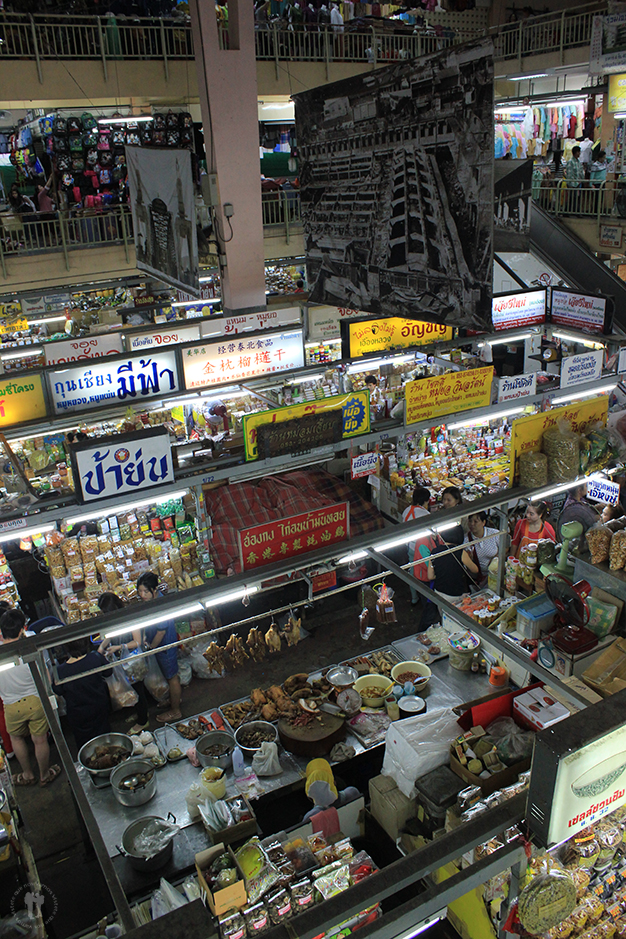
[205,468,385,574]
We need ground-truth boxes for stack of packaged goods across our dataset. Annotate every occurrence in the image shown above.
[0,545,22,608]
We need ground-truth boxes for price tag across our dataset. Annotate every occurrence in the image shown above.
[594,883,605,896]
[606,873,616,886]
[587,477,621,506]
[607,904,621,919]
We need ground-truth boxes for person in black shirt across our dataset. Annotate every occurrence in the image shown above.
[54,637,112,751]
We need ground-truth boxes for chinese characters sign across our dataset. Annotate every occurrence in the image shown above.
[183,331,304,389]
[0,375,46,428]
[238,502,349,572]
[45,335,123,366]
[405,366,493,426]
[48,351,179,415]
[492,290,546,330]
[346,318,453,358]
[71,427,174,504]
[243,391,370,461]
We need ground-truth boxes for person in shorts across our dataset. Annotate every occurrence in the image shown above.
[0,609,61,786]
[136,572,181,724]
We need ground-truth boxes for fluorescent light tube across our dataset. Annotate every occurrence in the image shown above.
[65,490,188,526]
[555,382,616,404]
[28,316,67,325]
[448,407,524,430]
[1,348,42,360]
[552,330,605,348]
[0,659,18,672]
[104,601,205,638]
[508,73,549,80]
[337,550,368,564]
[531,474,603,502]
[347,359,382,373]
[204,586,258,606]
[433,521,458,533]
[171,300,207,308]
[98,116,152,124]
[481,332,532,347]
[0,522,56,543]
[10,425,80,442]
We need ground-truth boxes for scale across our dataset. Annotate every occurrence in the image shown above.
[544,574,598,656]
[539,521,583,579]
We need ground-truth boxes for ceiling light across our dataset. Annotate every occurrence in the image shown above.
[531,473,604,502]
[337,550,368,564]
[204,586,258,607]
[0,522,56,543]
[507,73,549,81]
[9,425,80,442]
[97,116,153,125]
[104,601,205,638]
[433,521,459,533]
[0,659,18,673]
[552,330,605,348]
[555,382,616,404]
[480,332,533,347]
[1,348,42,360]
[447,407,525,430]
[28,316,67,325]
[65,490,188,526]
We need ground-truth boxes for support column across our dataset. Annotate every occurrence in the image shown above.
[189,0,266,315]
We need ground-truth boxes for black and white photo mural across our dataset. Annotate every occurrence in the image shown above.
[293,39,494,329]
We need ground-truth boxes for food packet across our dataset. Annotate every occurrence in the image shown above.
[235,838,280,903]
[290,879,314,910]
[586,524,613,565]
[243,903,270,935]
[518,871,577,933]
[313,864,351,901]
[610,530,626,571]
[542,423,580,483]
[266,889,292,924]
[220,912,246,939]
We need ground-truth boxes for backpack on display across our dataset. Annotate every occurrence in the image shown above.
[0,134,8,154]
[167,129,180,147]
[112,129,125,146]
[72,157,85,173]
[98,150,113,167]
[69,135,83,153]
[112,166,125,182]
[61,172,74,190]
[81,112,97,130]
[152,130,166,147]
[152,113,166,130]
[83,132,97,148]
[45,137,55,155]
[55,154,71,171]
[166,111,179,128]
[53,116,67,135]
[97,133,111,151]
[67,116,82,134]
[126,132,140,146]
[99,168,112,185]
[180,128,193,147]
[179,111,193,129]
[113,150,125,165]
[140,124,153,144]
[98,123,111,136]
[54,136,68,152]
[39,116,54,136]
[101,191,114,204]
[26,148,37,166]
[18,126,33,147]
[86,148,98,166]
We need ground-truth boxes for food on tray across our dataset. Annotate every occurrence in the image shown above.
[167,747,183,761]
[237,727,276,749]
[176,721,203,740]
[222,701,261,729]
[283,674,310,696]
[395,670,427,684]
[251,689,267,707]
[83,744,130,770]
[344,650,398,676]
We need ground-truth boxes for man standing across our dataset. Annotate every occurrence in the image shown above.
[330,2,343,55]
[0,609,61,787]
[136,572,182,724]
[402,486,432,605]
[565,146,585,213]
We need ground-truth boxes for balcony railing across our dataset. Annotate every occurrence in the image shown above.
[0,4,606,70]
[531,179,626,232]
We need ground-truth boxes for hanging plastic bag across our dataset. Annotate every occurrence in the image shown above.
[252,742,282,777]
[359,607,375,641]
[375,583,396,624]
[158,878,188,912]
[178,655,193,687]
[119,644,147,683]
[144,652,169,704]
[105,665,139,711]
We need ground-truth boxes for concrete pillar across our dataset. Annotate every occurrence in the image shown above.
[189,0,266,315]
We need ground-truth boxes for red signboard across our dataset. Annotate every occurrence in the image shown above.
[238,503,349,572]
[312,570,338,593]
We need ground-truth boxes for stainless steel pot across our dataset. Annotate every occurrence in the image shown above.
[195,731,235,769]
[110,759,157,807]
[78,732,134,779]
[118,813,176,872]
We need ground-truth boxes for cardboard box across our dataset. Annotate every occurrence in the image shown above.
[369,774,416,841]
[205,796,257,846]
[195,843,247,916]
[513,688,569,730]
[582,637,626,697]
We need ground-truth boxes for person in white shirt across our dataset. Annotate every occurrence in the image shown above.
[0,609,60,787]
[402,486,431,604]
[330,2,344,30]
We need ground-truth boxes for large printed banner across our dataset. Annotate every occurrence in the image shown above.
[238,502,349,571]
[492,289,546,330]
[128,325,200,352]
[551,289,608,334]
[243,391,370,461]
[0,375,46,427]
[45,335,123,366]
[346,318,453,358]
[126,146,199,295]
[405,366,493,426]
[49,351,180,415]
[510,397,609,485]
[71,427,174,504]
[201,308,302,339]
[591,13,626,74]
[183,331,304,389]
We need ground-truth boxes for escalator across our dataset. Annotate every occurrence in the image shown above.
[530,204,626,331]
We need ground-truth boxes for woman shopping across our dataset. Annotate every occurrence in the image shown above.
[511,502,556,558]
[98,592,150,734]
[464,512,500,589]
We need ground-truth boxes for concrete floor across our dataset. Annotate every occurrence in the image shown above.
[13,574,425,938]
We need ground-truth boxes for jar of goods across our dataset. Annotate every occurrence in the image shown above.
[526,544,538,569]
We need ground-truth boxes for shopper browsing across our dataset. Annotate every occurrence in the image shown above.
[136,572,182,724]
[424,526,473,624]
[556,484,600,540]
[0,609,61,787]
[53,637,112,751]
[464,512,500,588]
[98,592,150,735]
[511,502,556,558]
[402,486,432,604]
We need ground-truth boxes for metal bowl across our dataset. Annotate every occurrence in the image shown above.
[78,732,134,778]
[235,720,278,754]
[196,731,235,769]
[326,665,358,692]
[110,758,157,807]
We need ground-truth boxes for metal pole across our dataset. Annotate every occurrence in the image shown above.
[120,206,129,263]
[97,16,108,81]
[160,18,169,80]
[273,23,280,82]
[28,656,135,933]
[58,213,70,271]
[284,191,290,245]
[0,230,6,280]
[496,506,509,596]
[324,25,330,81]
[559,9,565,65]
[29,14,43,84]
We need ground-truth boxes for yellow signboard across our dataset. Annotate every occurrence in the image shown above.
[243,390,370,461]
[0,302,28,336]
[510,397,609,486]
[0,374,46,428]
[348,318,453,358]
[405,366,493,426]
[609,74,626,112]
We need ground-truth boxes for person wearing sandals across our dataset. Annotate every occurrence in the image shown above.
[136,572,182,724]
[0,609,61,787]
[54,636,112,751]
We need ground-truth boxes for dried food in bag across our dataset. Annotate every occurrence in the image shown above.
[266,889,292,924]
[235,838,280,903]
[290,879,314,910]
[314,864,350,901]
[570,868,590,900]
[567,906,589,934]
[243,903,269,935]
[586,525,613,565]
[519,451,548,489]
[579,896,605,924]
[548,922,573,939]
[220,912,246,939]
[571,830,601,869]
[543,424,580,483]
[518,871,577,933]
[595,821,622,863]
[610,530,626,571]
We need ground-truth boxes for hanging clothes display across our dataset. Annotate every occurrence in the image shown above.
[495,101,593,159]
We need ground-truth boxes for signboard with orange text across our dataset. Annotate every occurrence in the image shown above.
[346,317,453,358]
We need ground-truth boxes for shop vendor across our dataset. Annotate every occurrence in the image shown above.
[136,572,182,724]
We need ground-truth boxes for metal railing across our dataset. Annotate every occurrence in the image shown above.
[261,191,302,244]
[0,4,606,70]
[531,178,623,222]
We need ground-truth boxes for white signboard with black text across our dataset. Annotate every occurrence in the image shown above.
[498,373,537,403]
[201,308,301,339]
[128,325,200,352]
[492,290,546,330]
[183,330,304,389]
[45,335,123,367]
[307,305,370,341]
[587,477,620,506]
[551,290,607,334]
[560,350,603,389]
[71,426,175,504]
[49,351,179,414]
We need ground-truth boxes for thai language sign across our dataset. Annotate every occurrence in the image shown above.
[405,366,493,426]
[256,410,343,460]
[351,451,380,479]
[560,351,603,389]
[0,375,46,427]
[201,308,301,338]
[128,325,200,352]
[347,317,453,358]
[48,351,179,414]
[238,502,349,572]
[183,330,304,389]
[243,391,370,462]
[492,290,546,330]
[71,427,174,504]
[44,335,123,366]
[498,373,537,403]
[509,398,609,486]
[587,477,620,507]
[551,290,607,333]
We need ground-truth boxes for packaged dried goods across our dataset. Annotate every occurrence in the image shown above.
[548,922,573,939]
[571,831,601,869]
[290,879,314,910]
[281,837,319,874]
[313,864,351,901]
[243,903,269,934]
[586,525,612,565]
[220,912,246,939]
[610,530,626,571]
[570,869,590,900]
[520,451,548,489]
[266,889,292,924]
[579,896,604,924]
[235,838,280,903]
[348,851,377,884]
[518,871,577,933]
[595,821,622,864]
[543,425,580,483]
[567,906,589,934]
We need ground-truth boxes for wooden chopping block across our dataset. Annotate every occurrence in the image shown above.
[277,713,345,758]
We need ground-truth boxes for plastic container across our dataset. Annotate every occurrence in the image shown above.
[232,746,245,778]
[447,631,481,671]
[489,665,509,687]
[398,695,426,718]
[516,594,556,640]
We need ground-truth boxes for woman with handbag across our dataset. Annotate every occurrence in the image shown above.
[97,592,150,734]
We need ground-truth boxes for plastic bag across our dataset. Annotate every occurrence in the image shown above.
[159,878,188,911]
[185,769,226,819]
[586,524,612,565]
[518,871,577,933]
[375,583,396,624]
[178,656,192,687]
[119,644,147,683]
[131,818,179,859]
[105,664,139,711]
[381,706,462,798]
[235,837,281,903]
[198,798,234,833]
[144,652,169,704]
[542,422,580,483]
[252,742,282,777]
[484,717,535,766]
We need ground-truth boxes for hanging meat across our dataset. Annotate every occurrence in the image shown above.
[282,611,301,647]
[247,627,267,662]
[225,633,249,668]
[265,621,282,654]
[203,641,225,675]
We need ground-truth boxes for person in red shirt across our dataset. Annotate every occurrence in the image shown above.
[511,502,556,558]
